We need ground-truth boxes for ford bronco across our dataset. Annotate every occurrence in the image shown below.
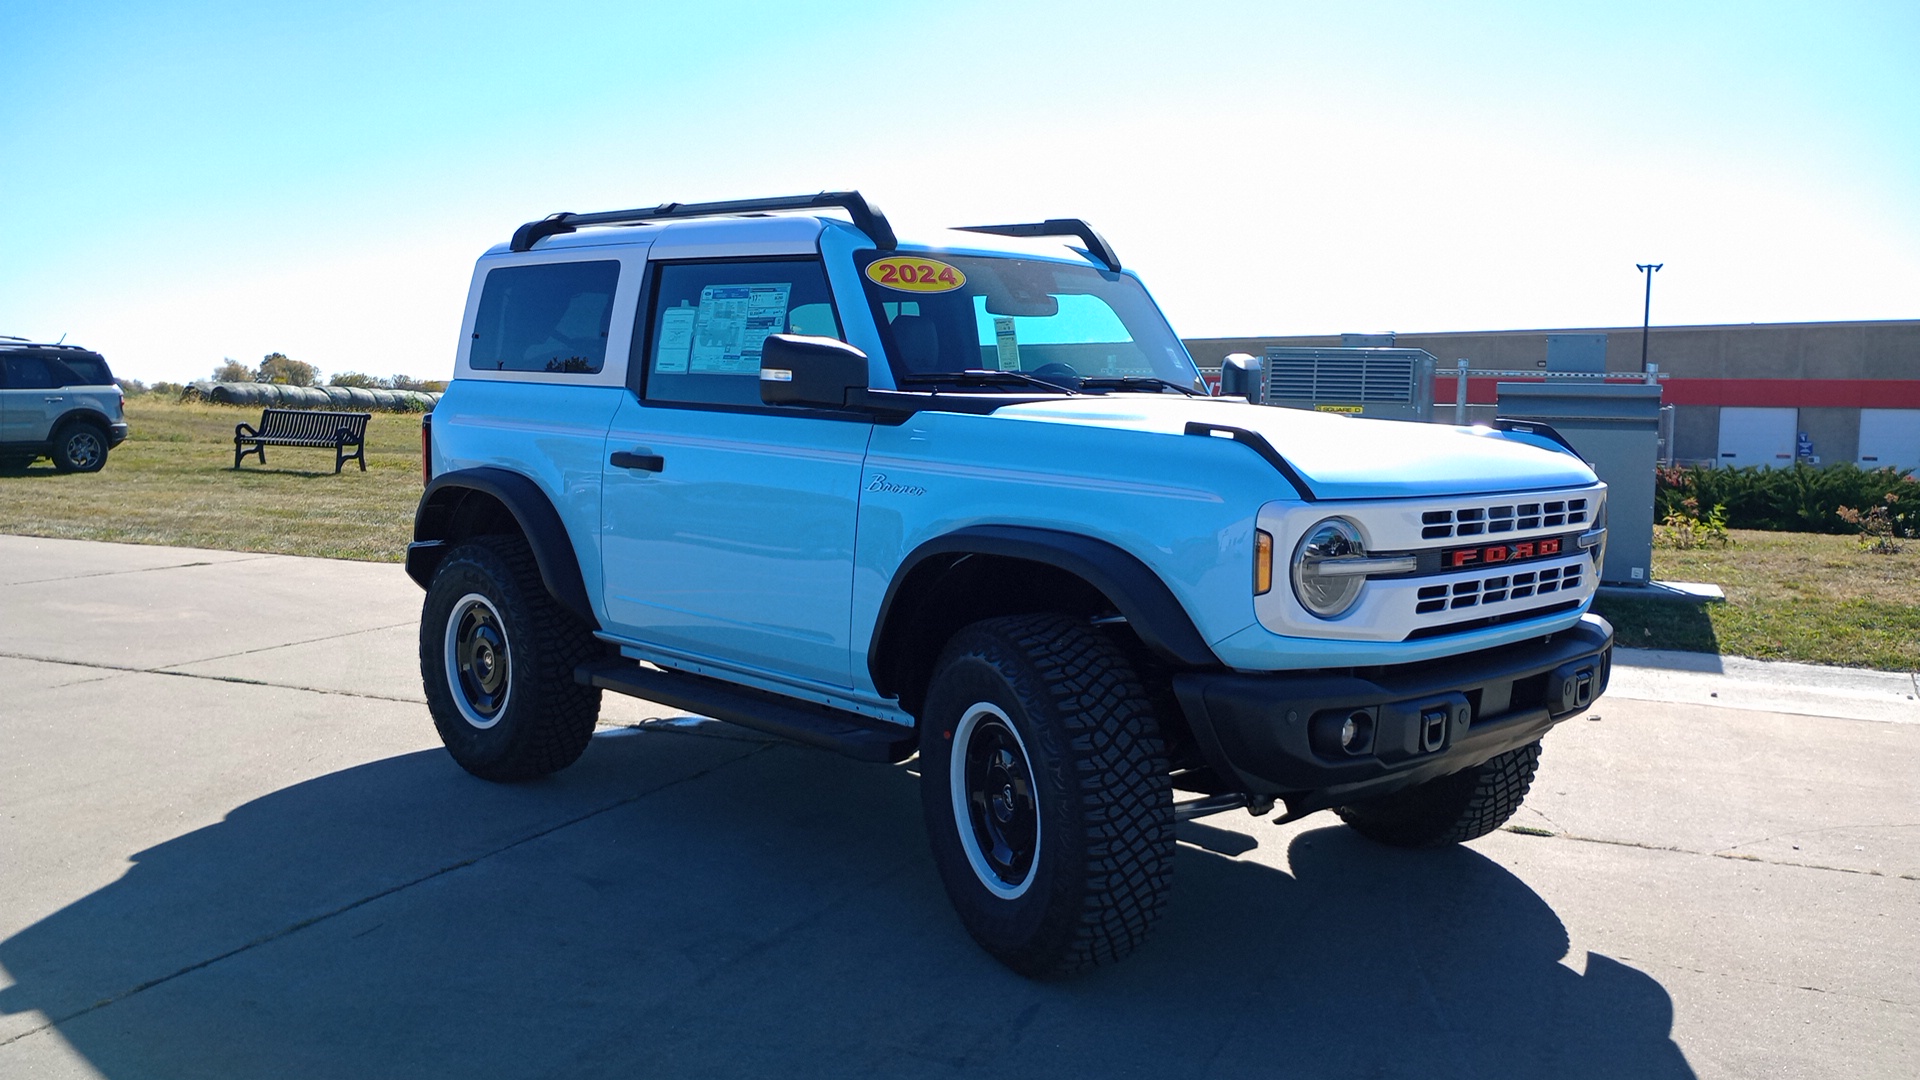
[407,193,1612,977]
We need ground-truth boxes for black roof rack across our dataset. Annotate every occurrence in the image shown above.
[0,338,92,352]
[508,191,896,253]
[952,218,1121,272]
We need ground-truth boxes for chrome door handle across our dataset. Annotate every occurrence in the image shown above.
[609,451,664,472]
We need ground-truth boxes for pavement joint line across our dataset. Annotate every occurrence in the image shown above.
[1611,955,1918,1010]
[148,621,418,672]
[1716,822,1920,854]
[0,651,424,705]
[1500,826,1915,879]
[0,554,279,588]
[0,732,776,1050]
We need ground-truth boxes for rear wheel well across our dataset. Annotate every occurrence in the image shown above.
[432,488,521,542]
[409,471,598,628]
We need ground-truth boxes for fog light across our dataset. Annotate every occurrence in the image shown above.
[1312,708,1375,757]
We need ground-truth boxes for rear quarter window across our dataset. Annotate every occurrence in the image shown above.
[470,261,622,374]
[55,355,113,387]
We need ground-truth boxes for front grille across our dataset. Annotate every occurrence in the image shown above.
[1414,563,1584,615]
[1420,498,1588,540]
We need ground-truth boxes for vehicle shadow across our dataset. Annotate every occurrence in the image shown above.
[0,728,1694,1079]
[1590,593,1721,655]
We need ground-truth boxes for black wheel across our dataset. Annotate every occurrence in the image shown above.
[918,614,1173,978]
[1335,741,1543,848]
[420,534,603,781]
[51,423,108,473]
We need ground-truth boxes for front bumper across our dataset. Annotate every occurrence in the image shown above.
[1172,614,1612,813]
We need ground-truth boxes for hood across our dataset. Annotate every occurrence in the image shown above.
[990,396,1597,500]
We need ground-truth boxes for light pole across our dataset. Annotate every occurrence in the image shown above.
[1636,263,1663,373]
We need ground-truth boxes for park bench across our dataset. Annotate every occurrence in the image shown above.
[233,408,371,473]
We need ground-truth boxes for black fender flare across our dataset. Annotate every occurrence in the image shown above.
[868,525,1220,696]
[405,466,597,627]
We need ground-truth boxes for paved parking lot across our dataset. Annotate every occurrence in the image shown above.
[1,534,1915,1079]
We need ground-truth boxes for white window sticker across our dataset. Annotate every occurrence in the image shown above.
[655,306,697,374]
[994,316,1021,371]
[688,283,792,375]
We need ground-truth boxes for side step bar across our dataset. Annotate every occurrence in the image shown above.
[576,659,916,764]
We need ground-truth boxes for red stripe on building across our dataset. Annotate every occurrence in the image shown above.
[1437,377,1920,409]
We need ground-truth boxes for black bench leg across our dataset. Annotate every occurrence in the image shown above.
[234,442,263,469]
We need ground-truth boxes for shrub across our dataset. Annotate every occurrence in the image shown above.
[1836,494,1911,554]
[1656,497,1732,549]
[1657,462,1920,534]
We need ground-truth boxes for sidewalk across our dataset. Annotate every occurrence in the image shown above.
[1612,647,1920,725]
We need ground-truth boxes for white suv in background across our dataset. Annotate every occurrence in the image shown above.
[0,340,130,472]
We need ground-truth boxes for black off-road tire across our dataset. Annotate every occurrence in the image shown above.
[1335,741,1543,848]
[919,613,1174,978]
[50,423,109,473]
[420,535,603,781]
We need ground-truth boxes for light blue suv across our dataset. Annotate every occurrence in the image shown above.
[408,193,1613,976]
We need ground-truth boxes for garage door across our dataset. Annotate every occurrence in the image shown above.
[1858,409,1920,474]
[1717,407,1797,468]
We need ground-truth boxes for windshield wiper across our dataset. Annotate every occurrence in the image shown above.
[1078,375,1202,397]
[899,370,1079,395]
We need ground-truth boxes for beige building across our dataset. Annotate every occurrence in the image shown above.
[1185,319,1920,468]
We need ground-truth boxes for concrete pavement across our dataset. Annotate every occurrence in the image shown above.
[0,535,1914,1079]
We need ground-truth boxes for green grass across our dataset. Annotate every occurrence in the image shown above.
[0,398,424,561]
[1592,529,1920,671]
[5,401,1914,670]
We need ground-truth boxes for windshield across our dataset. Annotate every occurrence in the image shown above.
[855,252,1201,390]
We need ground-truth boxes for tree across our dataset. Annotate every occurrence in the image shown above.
[211,358,255,383]
[258,353,318,386]
[150,381,186,398]
[390,373,448,393]
[115,378,148,396]
[329,371,387,388]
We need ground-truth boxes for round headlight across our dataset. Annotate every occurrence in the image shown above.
[1292,518,1367,619]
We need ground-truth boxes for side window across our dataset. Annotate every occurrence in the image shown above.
[55,355,112,387]
[644,259,840,407]
[470,260,621,374]
[5,356,57,390]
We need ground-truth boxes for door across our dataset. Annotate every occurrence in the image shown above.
[600,256,871,688]
[0,355,61,444]
[1716,407,1797,468]
[1857,409,1920,474]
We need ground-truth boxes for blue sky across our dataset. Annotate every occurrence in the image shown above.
[3,0,1916,384]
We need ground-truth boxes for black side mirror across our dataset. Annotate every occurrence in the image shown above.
[1220,352,1265,403]
[760,334,871,408]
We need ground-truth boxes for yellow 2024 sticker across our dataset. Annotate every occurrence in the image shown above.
[866,256,966,293]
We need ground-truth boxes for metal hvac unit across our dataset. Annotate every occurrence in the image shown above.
[1263,347,1437,421]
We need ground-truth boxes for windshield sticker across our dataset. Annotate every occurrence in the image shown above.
[688,283,792,375]
[866,256,966,293]
[654,306,697,374]
[993,316,1021,371]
